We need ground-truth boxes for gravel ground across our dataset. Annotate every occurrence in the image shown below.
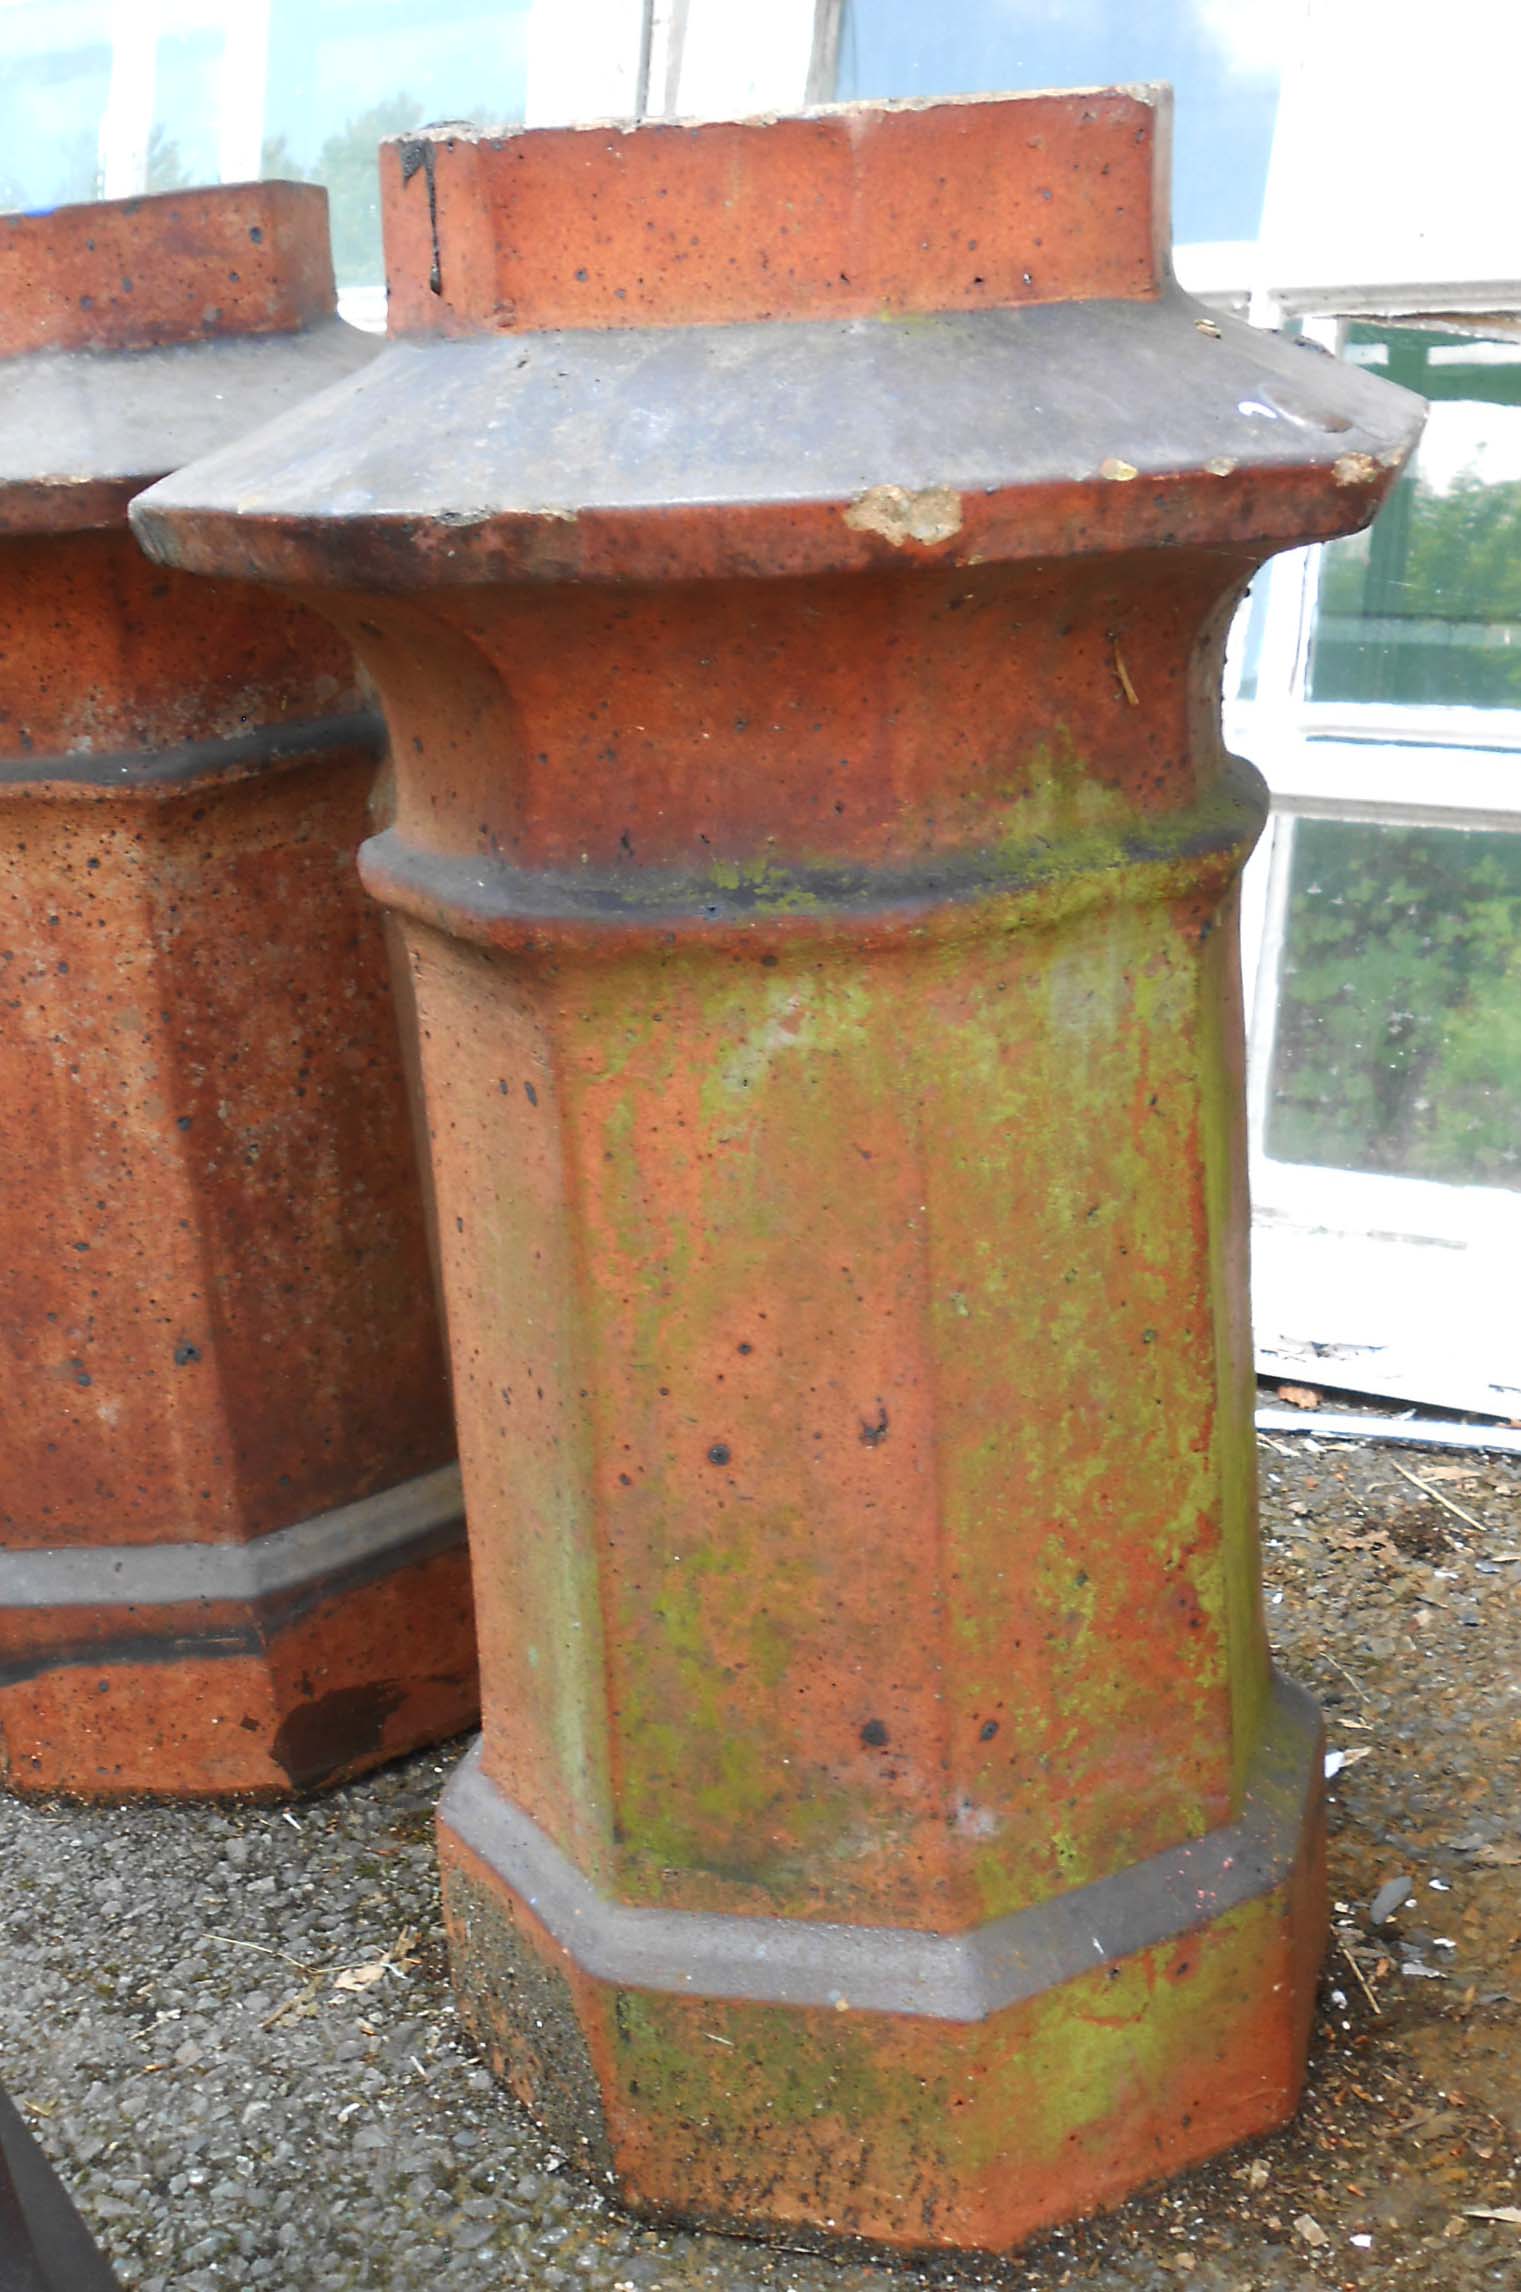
[4,1409,1521,2292]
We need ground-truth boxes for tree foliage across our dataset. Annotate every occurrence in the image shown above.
[1270,820,1521,1190]
[264,93,423,288]
[1315,469,1521,707]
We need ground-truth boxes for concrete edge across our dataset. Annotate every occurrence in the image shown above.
[0,1463,466,1612]
[439,1671,1321,2023]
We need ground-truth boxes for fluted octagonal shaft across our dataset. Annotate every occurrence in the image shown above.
[132,94,1424,2245]
[0,184,475,1798]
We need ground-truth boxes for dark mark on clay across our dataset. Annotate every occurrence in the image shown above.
[271,1680,408,1789]
[399,140,443,297]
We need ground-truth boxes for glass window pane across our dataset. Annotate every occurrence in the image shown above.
[1266,817,1521,1191]
[0,2,112,210]
[262,0,531,287]
[835,0,1282,246]
[1309,326,1521,710]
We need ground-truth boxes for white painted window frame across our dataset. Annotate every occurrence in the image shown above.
[525,0,839,125]
[1228,307,1521,1252]
[99,0,271,198]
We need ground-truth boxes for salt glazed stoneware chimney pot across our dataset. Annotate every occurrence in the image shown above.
[0,182,477,1799]
[133,95,1425,2250]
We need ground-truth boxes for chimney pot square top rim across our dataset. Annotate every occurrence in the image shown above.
[383,86,1174,337]
[0,181,338,362]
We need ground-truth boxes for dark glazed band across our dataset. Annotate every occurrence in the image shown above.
[0,708,386,797]
[362,754,1269,956]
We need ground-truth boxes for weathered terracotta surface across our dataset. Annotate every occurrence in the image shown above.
[132,96,1425,2247]
[0,180,335,357]
[0,183,475,1799]
[382,91,1164,336]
